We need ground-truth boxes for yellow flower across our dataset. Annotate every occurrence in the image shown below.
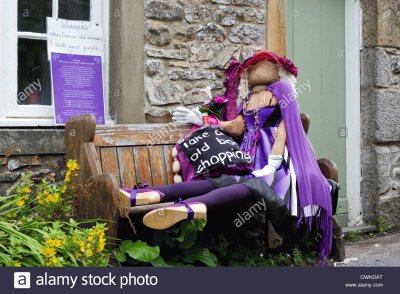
[21,187,31,194]
[61,186,67,193]
[67,160,79,171]
[16,200,25,207]
[50,193,60,203]
[42,247,57,258]
[87,235,94,242]
[45,239,62,248]
[65,170,71,183]
[23,195,29,200]
[51,256,58,264]
[86,248,93,257]
[15,261,22,267]
[97,240,105,253]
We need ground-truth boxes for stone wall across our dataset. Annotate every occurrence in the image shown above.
[0,155,66,196]
[143,0,268,122]
[360,0,400,225]
[0,129,65,196]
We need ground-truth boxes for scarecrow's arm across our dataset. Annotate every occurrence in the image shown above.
[220,115,245,137]
[271,120,286,156]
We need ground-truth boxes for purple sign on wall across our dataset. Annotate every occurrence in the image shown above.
[51,53,105,125]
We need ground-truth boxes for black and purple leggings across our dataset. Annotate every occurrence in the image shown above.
[152,180,252,208]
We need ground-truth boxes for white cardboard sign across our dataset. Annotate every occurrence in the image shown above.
[47,17,104,60]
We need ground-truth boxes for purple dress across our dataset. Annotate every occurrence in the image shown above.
[235,100,298,217]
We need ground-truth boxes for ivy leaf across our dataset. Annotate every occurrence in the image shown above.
[166,219,207,248]
[180,231,197,249]
[183,246,219,267]
[114,250,127,263]
[149,256,169,267]
[119,240,160,263]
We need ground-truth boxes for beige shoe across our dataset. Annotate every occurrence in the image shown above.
[118,188,164,207]
[143,201,207,230]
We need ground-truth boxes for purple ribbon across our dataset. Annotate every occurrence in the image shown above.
[175,198,194,220]
[129,182,149,206]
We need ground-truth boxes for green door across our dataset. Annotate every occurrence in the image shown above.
[286,0,348,226]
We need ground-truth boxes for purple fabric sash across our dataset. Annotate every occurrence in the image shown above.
[175,198,194,220]
[221,59,242,120]
[268,81,333,264]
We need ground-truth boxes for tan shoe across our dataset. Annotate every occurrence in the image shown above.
[118,188,164,207]
[143,201,207,230]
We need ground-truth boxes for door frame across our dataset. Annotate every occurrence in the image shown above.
[275,0,362,226]
[345,0,362,226]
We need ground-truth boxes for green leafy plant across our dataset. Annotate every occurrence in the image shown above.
[346,230,364,242]
[116,219,218,267]
[376,216,394,234]
[0,160,111,267]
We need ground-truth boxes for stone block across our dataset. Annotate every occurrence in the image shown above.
[168,60,190,68]
[237,7,265,23]
[213,6,237,26]
[174,25,196,41]
[229,24,263,44]
[184,89,210,105]
[190,44,241,69]
[184,5,212,23]
[373,89,400,142]
[0,129,65,155]
[196,23,226,42]
[362,0,400,48]
[145,46,188,60]
[232,0,266,8]
[168,69,217,80]
[145,22,173,47]
[145,1,184,21]
[361,47,391,88]
[211,0,231,4]
[146,77,183,106]
[0,171,20,182]
[377,196,400,226]
[374,146,396,194]
[145,107,173,123]
[7,157,41,171]
[145,60,165,77]
[391,55,400,74]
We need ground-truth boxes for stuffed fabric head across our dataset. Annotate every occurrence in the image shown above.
[221,50,298,121]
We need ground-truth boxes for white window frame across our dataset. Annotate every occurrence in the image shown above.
[0,0,110,127]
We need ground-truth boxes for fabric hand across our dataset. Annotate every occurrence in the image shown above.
[172,107,204,126]
[252,155,283,177]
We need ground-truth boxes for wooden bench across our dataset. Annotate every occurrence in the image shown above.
[65,114,345,261]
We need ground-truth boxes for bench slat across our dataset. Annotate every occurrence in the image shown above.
[94,124,191,147]
[163,145,175,184]
[100,147,121,186]
[117,147,137,188]
[149,146,168,186]
[133,147,153,186]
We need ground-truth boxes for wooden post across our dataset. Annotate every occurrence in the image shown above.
[267,0,287,56]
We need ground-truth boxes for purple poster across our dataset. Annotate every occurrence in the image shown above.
[51,53,105,125]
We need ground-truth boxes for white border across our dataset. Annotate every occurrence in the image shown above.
[0,0,111,126]
[345,0,363,225]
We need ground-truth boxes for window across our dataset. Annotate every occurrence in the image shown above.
[0,0,109,126]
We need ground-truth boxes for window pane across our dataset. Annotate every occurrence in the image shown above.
[18,0,52,33]
[18,39,52,105]
[58,0,91,21]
